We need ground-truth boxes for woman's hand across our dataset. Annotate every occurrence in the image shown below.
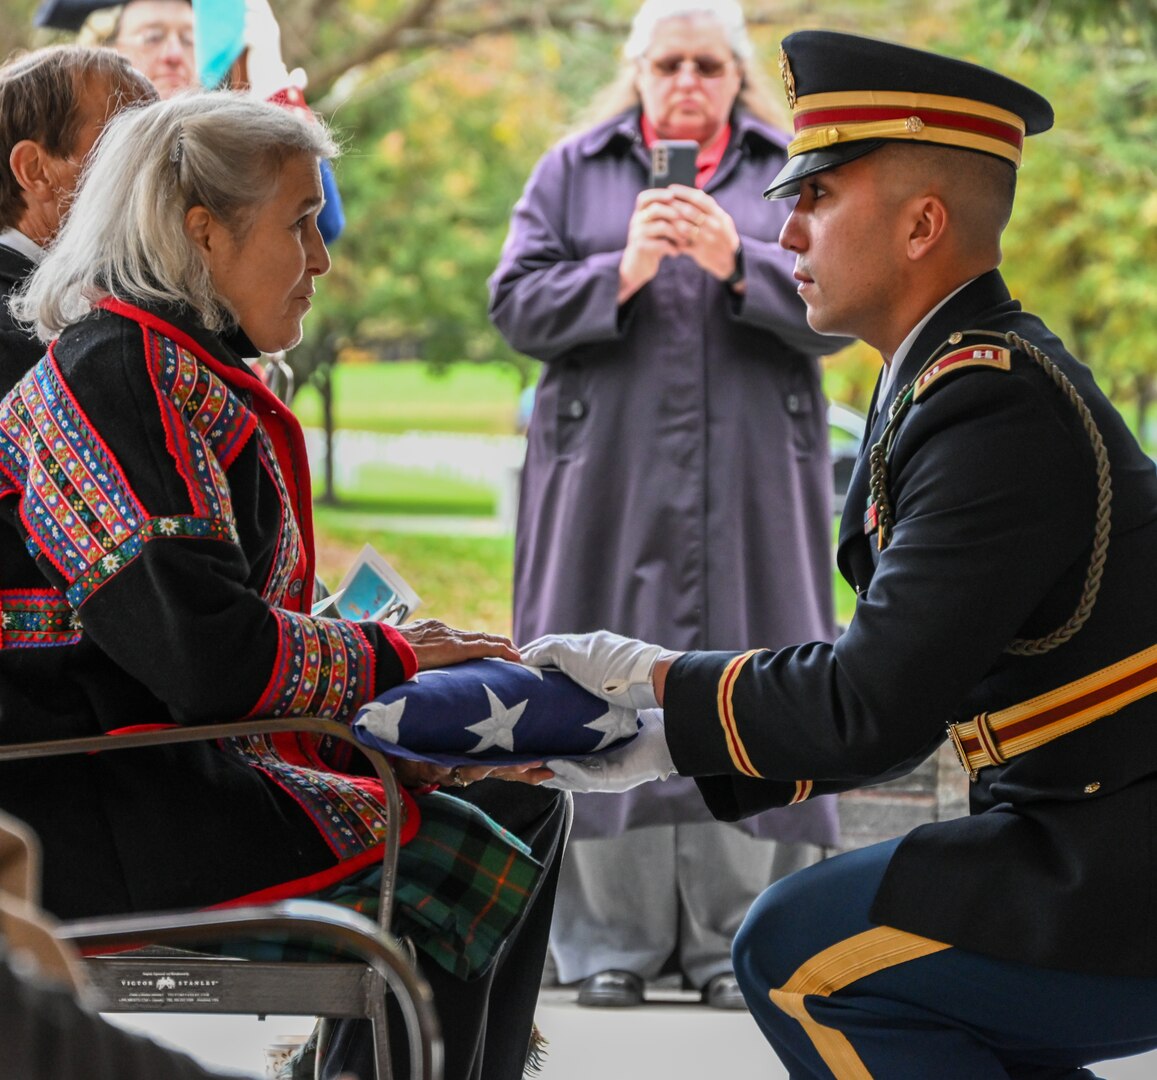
[391,757,552,789]
[396,618,520,670]
[618,188,686,303]
[667,187,743,285]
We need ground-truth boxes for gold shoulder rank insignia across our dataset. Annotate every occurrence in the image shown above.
[912,344,1011,401]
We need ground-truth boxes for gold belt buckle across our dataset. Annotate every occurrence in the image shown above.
[946,723,979,782]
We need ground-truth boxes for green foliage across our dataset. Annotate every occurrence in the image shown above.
[306,27,621,378]
[998,0,1157,47]
[964,4,1157,431]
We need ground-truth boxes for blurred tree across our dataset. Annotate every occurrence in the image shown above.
[999,0,1156,47]
[285,0,958,422]
[5,0,1150,436]
[963,1,1157,438]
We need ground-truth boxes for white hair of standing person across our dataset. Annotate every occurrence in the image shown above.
[623,0,754,62]
[12,91,337,342]
[578,0,780,129]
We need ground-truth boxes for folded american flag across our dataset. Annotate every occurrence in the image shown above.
[353,658,640,765]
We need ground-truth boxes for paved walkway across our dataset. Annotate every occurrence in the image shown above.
[114,991,1157,1079]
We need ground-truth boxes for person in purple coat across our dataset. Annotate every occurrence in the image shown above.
[488,0,850,1009]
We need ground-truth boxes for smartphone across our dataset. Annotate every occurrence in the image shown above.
[649,140,699,187]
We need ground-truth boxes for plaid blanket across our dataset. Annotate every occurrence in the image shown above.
[198,790,542,980]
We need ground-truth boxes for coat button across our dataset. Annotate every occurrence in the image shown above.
[786,393,800,414]
[565,399,586,420]
[288,579,303,597]
[1083,781,1101,795]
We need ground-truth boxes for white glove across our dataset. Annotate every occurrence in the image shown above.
[544,709,675,793]
[519,630,667,710]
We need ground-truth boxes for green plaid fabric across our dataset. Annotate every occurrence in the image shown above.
[195,790,543,980]
[392,790,541,979]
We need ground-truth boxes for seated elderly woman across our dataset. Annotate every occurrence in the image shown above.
[0,92,563,1079]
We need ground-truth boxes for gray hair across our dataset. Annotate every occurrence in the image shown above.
[623,0,754,62]
[13,91,337,341]
[579,0,781,129]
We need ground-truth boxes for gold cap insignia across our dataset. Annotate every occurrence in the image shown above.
[778,46,797,110]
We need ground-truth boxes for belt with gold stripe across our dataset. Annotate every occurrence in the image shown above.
[947,642,1157,780]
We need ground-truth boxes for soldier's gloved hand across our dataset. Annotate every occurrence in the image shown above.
[520,630,671,710]
[543,709,675,793]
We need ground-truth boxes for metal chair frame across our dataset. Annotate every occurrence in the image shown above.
[0,717,443,1080]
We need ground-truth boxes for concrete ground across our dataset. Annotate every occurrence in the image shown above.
[113,987,1157,1079]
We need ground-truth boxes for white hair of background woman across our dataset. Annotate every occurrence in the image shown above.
[579,0,778,129]
[13,91,337,342]
[623,0,753,62]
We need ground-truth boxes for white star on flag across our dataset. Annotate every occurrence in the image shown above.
[465,685,528,753]
[358,696,407,745]
[583,707,640,751]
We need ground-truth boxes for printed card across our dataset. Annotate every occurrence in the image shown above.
[330,544,421,625]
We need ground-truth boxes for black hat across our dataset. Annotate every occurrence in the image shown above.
[764,30,1054,199]
[33,0,119,30]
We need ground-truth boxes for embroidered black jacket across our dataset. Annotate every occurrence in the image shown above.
[0,299,417,918]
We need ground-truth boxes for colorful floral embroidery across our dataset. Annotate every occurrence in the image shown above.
[0,357,243,605]
[0,360,144,584]
[223,734,390,861]
[65,514,235,607]
[249,609,374,722]
[254,424,307,606]
[0,588,82,649]
[147,330,305,607]
[147,330,255,522]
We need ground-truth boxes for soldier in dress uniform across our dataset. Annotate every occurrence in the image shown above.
[514,30,1157,1078]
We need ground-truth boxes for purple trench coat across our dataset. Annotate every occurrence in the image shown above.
[489,108,843,844]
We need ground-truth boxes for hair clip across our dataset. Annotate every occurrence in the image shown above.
[169,130,184,166]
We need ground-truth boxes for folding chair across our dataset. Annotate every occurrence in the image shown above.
[0,717,443,1080]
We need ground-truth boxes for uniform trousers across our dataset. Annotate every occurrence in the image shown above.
[550,823,822,989]
[733,837,1157,1079]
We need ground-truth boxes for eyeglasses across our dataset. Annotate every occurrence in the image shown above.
[118,25,195,52]
[646,54,733,79]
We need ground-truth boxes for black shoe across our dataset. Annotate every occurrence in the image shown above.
[576,969,644,1007]
[702,972,747,1010]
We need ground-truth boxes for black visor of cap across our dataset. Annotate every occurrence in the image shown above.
[763,139,885,199]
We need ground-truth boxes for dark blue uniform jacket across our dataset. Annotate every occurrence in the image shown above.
[665,270,1157,976]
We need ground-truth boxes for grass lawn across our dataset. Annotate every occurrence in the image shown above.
[333,463,497,517]
[293,360,524,435]
[313,508,517,639]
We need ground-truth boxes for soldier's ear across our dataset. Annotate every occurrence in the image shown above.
[907,193,949,262]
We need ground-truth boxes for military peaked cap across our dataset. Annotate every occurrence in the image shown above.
[33,0,117,29]
[764,30,1054,199]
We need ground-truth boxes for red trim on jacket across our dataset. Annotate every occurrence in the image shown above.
[380,622,418,680]
[96,298,317,613]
